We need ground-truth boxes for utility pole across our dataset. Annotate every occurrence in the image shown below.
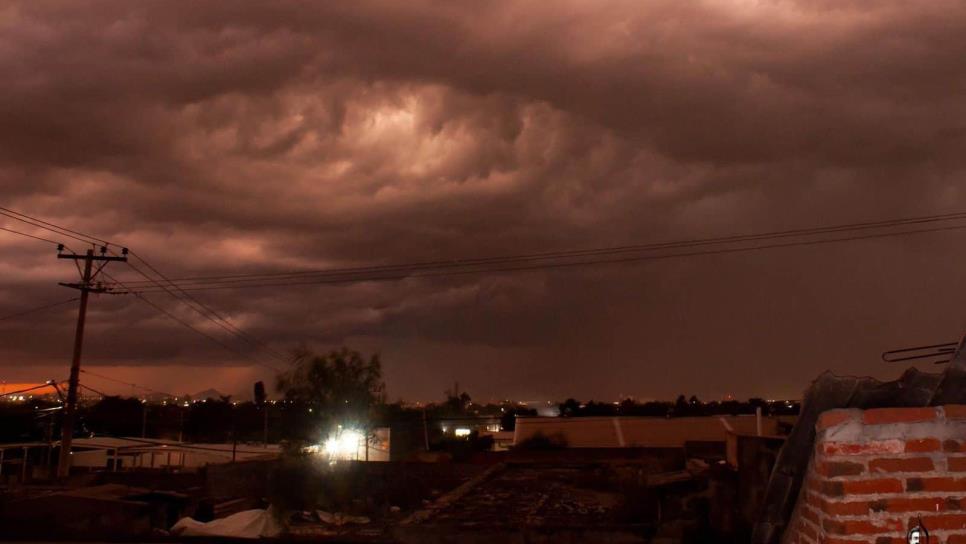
[56,245,127,478]
[141,402,148,438]
[231,404,237,463]
[422,407,430,451]
[45,413,53,469]
[263,407,268,445]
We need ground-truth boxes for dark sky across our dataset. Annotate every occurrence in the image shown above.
[3,1,966,402]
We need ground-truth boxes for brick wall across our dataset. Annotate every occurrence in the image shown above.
[783,405,966,544]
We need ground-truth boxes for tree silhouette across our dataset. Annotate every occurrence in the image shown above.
[559,398,580,417]
[254,381,267,406]
[674,394,689,416]
[276,347,386,437]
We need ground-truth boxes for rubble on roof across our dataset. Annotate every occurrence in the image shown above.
[394,459,731,543]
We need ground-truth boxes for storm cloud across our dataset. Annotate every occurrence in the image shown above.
[3,0,966,401]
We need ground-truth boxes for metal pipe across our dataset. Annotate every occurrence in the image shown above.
[882,342,958,362]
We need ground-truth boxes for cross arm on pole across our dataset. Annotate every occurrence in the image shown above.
[57,254,127,262]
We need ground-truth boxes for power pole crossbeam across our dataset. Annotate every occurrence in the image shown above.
[56,248,127,479]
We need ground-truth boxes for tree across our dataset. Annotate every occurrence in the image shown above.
[84,396,144,437]
[674,394,689,417]
[254,381,267,406]
[276,347,386,436]
[500,406,536,431]
[559,398,580,417]
[186,397,235,442]
[442,389,472,415]
[748,397,768,416]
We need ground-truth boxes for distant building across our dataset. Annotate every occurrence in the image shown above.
[436,415,501,436]
[68,437,281,469]
[513,414,796,448]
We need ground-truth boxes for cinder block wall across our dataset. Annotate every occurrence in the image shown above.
[782,405,966,544]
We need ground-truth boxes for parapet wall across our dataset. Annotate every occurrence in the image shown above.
[783,405,966,544]
[514,415,796,448]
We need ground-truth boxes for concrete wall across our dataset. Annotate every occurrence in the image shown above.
[513,415,794,448]
[782,405,966,544]
[70,448,107,467]
[0,485,155,539]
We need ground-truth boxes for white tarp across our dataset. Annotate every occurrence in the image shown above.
[171,509,283,539]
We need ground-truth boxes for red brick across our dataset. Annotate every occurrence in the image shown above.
[946,535,966,544]
[822,537,859,544]
[806,475,822,494]
[821,518,844,534]
[945,405,966,420]
[842,478,904,495]
[906,477,966,492]
[862,407,938,425]
[906,438,941,453]
[818,479,845,497]
[946,440,966,453]
[921,513,966,530]
[824,517,904,535]
[823,498,870,516]
[800,520,818,540]
[817,460,865,477]
[874,538,906,544]
[801,504,821,526]
[870,496,949,513]
[823,440,903,456]
[950,457,966,472]
[818,410,855,431]
[869,457,935,473]
[806,491,822,508]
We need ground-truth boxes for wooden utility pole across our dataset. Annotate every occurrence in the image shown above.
[56,246,127,478]
[141,403,148,438]
[263,407,268,445]
[231,404,237,463]
[422,408,430,451]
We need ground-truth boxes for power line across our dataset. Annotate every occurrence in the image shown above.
[117,210,966,287]
[99,269,283,372]
[0,297,79,321]
[80,368,179,398]
[11,204,966,297]
[121,256,289,364]
[0,206,109,246]
[0,383,59,398]
[0,209,100,247]
[128,221,966,293]
[0,226,64,246]
[121,250,288,363]
[78,383,111,398]
[9,204,966,368]
[0,206,284,370]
